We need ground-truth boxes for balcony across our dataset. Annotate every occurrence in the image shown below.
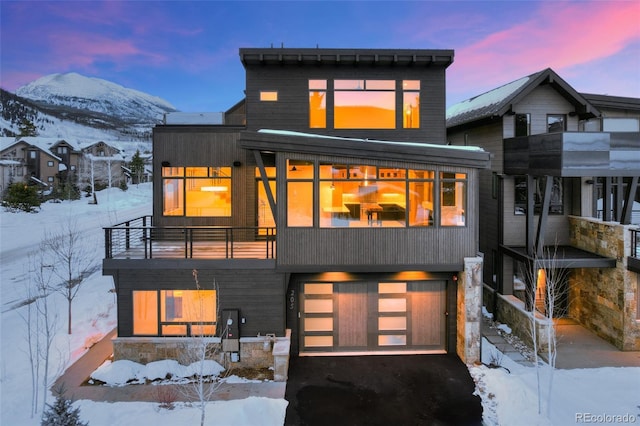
[104,216,276,260]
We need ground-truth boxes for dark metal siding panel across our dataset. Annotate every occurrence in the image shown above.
[152,127,256,228]
[115,268,286,337]
[244,65,447,143]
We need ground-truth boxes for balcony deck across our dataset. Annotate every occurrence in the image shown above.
[104,216,275,260]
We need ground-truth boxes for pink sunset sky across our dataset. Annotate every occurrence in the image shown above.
[1,0,639,112]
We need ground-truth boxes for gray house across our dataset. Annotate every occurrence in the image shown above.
[446,68,640,351]
[103,48,491,374]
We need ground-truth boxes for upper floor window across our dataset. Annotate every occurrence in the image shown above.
[57,146,68,154]
[334,80,395,129]
[403,80,420,129]
[309,80,327,128]
[547,114,566,133]
[162,166,232,217]
[515,113,530,137]
[309,79,422,130]
[286,159,464,228]
[260,91,278,101]
[47,161,54,167]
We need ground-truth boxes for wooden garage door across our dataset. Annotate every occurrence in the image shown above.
[301,280,446,354]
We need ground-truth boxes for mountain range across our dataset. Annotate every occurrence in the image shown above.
[1,72,178,141]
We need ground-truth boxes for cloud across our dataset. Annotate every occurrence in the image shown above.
[46,32,169,70]
[448,1,640,99]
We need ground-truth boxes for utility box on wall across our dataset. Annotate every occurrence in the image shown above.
[222,309,240,355]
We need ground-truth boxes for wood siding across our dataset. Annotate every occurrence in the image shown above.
[152,126,255,228]
[114,268,286,338]
[244,65,448,144]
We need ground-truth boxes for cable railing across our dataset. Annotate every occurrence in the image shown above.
[104,216,276,260]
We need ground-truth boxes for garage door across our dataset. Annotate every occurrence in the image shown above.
[300,280,446,354]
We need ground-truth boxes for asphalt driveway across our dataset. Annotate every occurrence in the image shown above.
[284,354,482,426]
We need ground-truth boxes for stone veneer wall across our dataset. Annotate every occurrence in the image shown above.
[569,216,639,351]
[457,257,483,364]
[113,333,291,381]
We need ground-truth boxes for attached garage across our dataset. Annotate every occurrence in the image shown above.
[299,278,449,355]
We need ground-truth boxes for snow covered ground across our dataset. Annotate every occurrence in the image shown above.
[1,183,638,425]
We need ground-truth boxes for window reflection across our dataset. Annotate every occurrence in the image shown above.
[440,172,466,226]
[162,167,231,217]
[334,80,395,129]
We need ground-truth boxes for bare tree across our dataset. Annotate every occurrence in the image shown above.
[42,219,96,334]
[521,244,569,416]
[178,270,231,426]
[19,250,58,417]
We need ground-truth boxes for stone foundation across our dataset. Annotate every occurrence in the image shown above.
[569,217,640,350]
[495,293,552,351]
[113,331,292,381]
[456,257,483,364]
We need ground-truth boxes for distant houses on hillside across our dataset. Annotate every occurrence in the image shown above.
[0,137,152,197]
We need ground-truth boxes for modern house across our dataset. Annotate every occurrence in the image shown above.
[446,68,640,351]
[102,47,492,376]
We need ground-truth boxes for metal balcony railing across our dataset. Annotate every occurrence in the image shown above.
[104,216,275,260]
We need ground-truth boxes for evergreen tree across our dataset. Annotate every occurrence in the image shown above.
[129,150,145,184]
[41,389,88,426]
[2,183,41,212]
[18,118,38,137]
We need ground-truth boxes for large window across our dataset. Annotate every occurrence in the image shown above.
[334,80,396,129]
[287,160,456,228]
[162,166,231,217]
[133,289,217,336]
[514,176,563,215]
[309,79,422,130]
[286,160,314,227]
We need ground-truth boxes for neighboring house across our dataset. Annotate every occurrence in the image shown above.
[0,137,139,196]
[446,68,640,351]
[0,158,23,194]
[0,137,66,191]
[78,140,128,189]
[102,47,491,375]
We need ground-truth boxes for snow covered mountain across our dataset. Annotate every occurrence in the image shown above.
[2,73,178,141]
[16,72,177,124]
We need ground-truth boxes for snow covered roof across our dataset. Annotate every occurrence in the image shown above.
[446,68,599,129]
[241,129,490,169]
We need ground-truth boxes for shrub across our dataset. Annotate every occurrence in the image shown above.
[2,183,41,212]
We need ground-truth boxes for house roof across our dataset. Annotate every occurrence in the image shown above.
[240,129,490,169]
[446,68,600,130]
[0,137,64,161]
[581,93,640,111]
[240,47,454,68]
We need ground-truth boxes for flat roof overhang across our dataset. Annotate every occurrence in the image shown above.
[500,245,617,269]
[504,131,640,177]
[240,48,454,68]
[240,130,491,169]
